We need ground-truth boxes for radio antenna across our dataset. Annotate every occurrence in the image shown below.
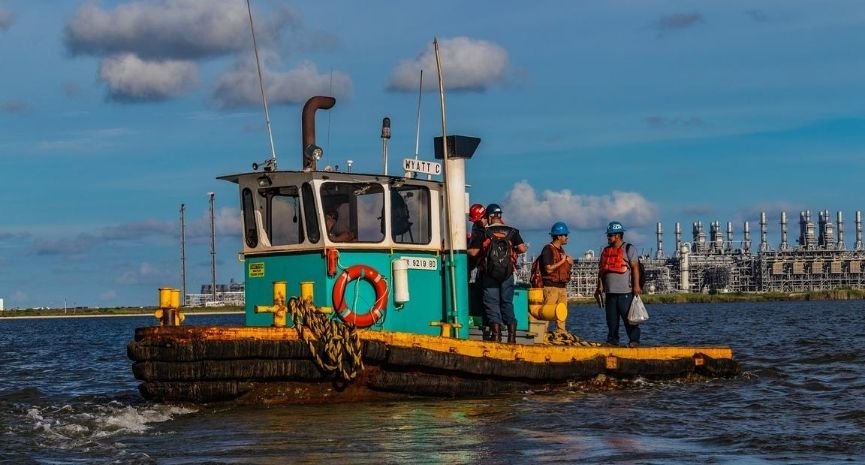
[246,0,277,170]
[414,69,423,159]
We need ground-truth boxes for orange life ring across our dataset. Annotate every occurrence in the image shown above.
[332,264,388,328]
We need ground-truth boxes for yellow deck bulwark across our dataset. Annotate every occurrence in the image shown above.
[136,326,734,364]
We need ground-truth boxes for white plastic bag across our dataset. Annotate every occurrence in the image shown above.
[627,295,649,324]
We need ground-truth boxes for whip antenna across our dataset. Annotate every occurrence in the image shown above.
[246,0,277,170]
[414,69,423,159]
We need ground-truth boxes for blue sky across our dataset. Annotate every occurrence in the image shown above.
[2,1,865,308]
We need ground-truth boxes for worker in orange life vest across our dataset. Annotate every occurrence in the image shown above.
[540,222,573,334]
[595,221,641,347]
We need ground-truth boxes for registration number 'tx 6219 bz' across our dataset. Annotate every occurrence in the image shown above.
[402,257,438,270]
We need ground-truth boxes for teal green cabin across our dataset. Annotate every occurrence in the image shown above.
[220,170,479,338]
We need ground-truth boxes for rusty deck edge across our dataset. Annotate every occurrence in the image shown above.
[133,325,735,364]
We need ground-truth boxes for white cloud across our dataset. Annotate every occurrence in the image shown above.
[37,127,135,153]
[0,8,13,31]
[117,261,174,286]
[99,290,117,301]
[213,56,351,108]
[186,207,241,241]
[501,180,658,232]
[64,0,286,60]
[99,53,198,101]
[388,37,509,92]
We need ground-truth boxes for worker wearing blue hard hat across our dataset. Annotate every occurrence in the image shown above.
[596,220,642,347]
[537,221,573,334]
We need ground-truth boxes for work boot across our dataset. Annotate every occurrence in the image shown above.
[491,324,502,343]
[507,324,517,344]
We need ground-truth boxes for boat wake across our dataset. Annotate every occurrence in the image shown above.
[1,388,196,464]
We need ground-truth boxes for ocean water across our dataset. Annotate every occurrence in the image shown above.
[1,301,864,465]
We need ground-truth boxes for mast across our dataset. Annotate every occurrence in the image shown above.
[433,38,461,326]
[246,0,277,170]
[209,192,216,303]
[180,203,187,306]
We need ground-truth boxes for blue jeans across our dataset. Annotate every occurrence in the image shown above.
[605,293,640,345]
[481,274,515,326]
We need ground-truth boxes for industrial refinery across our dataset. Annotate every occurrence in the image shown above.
[521,209,865,297]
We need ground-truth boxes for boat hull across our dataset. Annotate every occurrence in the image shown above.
[128,326,740,404]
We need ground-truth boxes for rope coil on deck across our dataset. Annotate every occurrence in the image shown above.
[544,331,602,347]
[288,297,364,382]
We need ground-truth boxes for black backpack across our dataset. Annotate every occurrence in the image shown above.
[625,243,647,289]
[484,228,514,282]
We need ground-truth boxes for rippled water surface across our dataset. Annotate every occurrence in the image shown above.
[2,302,864,464]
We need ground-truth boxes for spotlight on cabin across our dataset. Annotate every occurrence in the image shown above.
[257,175,272,187]
[303,144,324,166]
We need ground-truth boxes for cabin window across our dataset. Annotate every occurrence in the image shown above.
[260,186,305,246]
[302,183,321,243]
[321,182,385,243]
[241,188,258,248]
[391,185,431,244]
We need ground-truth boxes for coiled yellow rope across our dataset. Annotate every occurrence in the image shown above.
[544,330,602,347]
[287,297,364,381]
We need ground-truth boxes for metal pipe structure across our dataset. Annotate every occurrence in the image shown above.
[856,211,863,251]
[674,222,682,256]
[301,96,336,171]
[656,222,664,259]
[381,117,391,175]
[760,212,768,252]
[679,243,690,292]
[805,210,816,249]
[726,221,733,252]
[818,210,826,247]
[824,209,835,250]
[780,211,788,251]
[837,211,845,250]
[799,210,806,246]
[743,221,751,254]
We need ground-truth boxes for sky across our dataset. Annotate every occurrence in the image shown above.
[2,1,865,308]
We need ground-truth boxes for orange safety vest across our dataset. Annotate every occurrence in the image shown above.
[542,244,571,284]
[599,245,628,274]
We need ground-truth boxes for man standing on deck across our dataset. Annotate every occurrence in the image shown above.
[468,204,527,343]
[595,221,641,347]
[540,222,573,334]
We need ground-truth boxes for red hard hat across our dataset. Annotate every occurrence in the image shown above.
[468,203,486,222]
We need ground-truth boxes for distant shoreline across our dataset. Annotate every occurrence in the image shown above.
[3,289,862,319]
[0,307,244,320]
[0,311,243,320]
[570,288,865,305]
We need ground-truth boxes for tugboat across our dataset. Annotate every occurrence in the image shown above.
[127,94,739,404]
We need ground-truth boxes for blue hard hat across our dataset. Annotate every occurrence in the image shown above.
[550,222,569,236]
[486,203,502,216]
[606,221,625,234]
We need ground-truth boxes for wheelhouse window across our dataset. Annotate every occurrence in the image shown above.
[321,182,385,243]
[391,185,431,244]
[241,188,258,248]
[259,185,305,246]
[302,183,321,243]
